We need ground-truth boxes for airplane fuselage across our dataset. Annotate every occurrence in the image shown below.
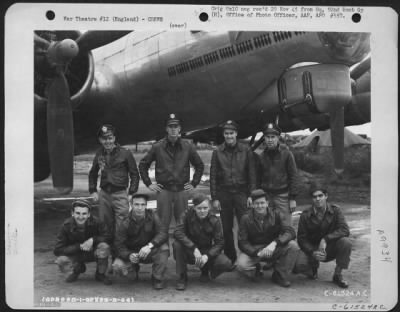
[73,31,370,153]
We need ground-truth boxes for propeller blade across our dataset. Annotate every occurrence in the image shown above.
[76,30,131,53]
[34,33,50,50]
[251,134,265,152]
[329,107,345,175]
[46,71,74,194]
[350,55,371,80]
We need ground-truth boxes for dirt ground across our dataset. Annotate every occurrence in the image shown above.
[33,151,371,308]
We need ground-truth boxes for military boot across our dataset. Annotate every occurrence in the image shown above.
[95,270,112,285]
[333,274,349,288]
[175,273,187,291]
[271,271,291,288]
[152,275,165,290]
[199,269,210,282]
[65,262,85,283]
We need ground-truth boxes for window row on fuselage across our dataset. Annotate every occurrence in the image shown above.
[167,31,307,77]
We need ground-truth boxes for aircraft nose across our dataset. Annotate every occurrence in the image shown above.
[319,32,370,64]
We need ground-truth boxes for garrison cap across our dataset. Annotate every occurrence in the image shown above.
[222,120,239,131]
[72,199,92,211]
[250,189,269,202]
[97,124,116,138]
[192,193,209,207]
[263,123,281,135]
[166,113,181,126]
[309,181,328,196]
[131,193,150,201]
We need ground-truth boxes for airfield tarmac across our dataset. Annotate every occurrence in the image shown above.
[33,151,371,307]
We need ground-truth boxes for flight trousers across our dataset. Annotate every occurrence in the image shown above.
[156,189,188,229]
[172,240,232,277]
[98,189,129,241]
[217,190,249,263]
[294,237,352,273]
[268,192,292,224]
[237,240,299,281]
[112,243,169,281]
[55,242,110,275]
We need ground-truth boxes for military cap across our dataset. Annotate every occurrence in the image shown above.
[72,199,92,211]
[166,113,181,126]
[131,193,150,201]
[221,120,239,131]
[263,123,281,135]
[97,124,116,138]
[250,189,269,202]
[192,193,209,207]
[309,181,328,196]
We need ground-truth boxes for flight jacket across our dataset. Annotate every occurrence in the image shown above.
[210,142,256,199]
[297,203,350,255]
[238,208,296,257]
[139,137,204,191]
[258,144,299,199]
[54,216,111,256]
[114,209,168,260]
[88,144,139,194]
[174,208,224,258]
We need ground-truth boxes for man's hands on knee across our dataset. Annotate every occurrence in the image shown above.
[313,239,327,261]
[257,241,277,259]
[138,243,153,260]
[80,238,93,251]
[312,250,327,261]
[193,248,208,268]
[129,253,140,264]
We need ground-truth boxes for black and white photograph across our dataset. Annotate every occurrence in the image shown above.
[4,4,398,310]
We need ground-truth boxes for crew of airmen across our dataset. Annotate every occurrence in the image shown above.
[54,113,352,290]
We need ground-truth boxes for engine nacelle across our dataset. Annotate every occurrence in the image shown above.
[278,64,352,117]
[34,52,95,109]
[242,64,352,121]
[34,31,95,109]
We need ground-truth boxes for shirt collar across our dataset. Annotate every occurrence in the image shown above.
[70,217,93,231]
[311,203,333,216]
[165,136,182,147]
[221,142,242,152]
[189,209,210,222]
[264,143,281,154]
[250,207,273,221]
[102,143,120,155]
[129,210,148,223]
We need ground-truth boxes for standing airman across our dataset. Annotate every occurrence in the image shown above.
[139,114,204,229]
[258,123,300,223]
[89,124,140,240]
[210,120,256,266]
